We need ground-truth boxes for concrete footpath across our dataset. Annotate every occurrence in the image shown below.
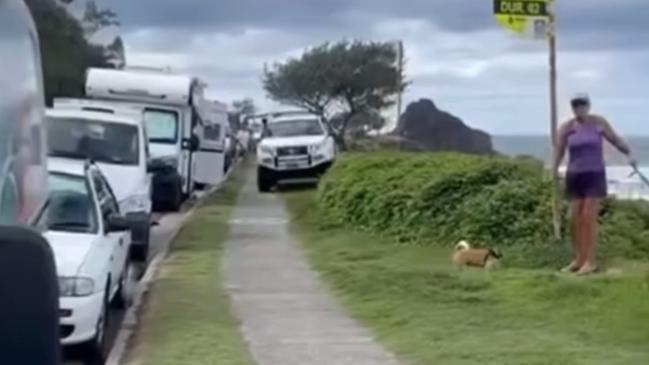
[224,173,402,365]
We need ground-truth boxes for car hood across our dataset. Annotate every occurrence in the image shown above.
[44,231,97,277]
[260,135,327,148]
[96,163,146,202]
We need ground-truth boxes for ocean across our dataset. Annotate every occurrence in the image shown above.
[493,135,649,199]
[493,135,649,166]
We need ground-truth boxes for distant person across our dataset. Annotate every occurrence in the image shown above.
[554,94,635,275]
[260,118,272,139]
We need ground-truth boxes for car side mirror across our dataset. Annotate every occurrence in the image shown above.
[190,134,200,152]
[107,214,131,233]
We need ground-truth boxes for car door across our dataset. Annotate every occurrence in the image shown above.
[91,170,128,299]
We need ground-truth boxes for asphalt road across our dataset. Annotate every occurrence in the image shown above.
[63,209,189,365]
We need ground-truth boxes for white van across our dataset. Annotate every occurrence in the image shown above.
[46,108,153,262]
[85,67,215,211]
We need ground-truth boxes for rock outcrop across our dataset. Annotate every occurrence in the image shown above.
[392,98,494,155]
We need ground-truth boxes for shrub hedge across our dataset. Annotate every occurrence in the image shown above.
[317,152,649,267]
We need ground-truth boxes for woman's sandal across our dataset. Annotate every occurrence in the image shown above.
[560,262,581,273]
[575,265,599,276]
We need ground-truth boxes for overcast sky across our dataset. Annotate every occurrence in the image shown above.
[99,0,649,135]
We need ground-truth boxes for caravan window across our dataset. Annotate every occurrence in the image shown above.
[203,124,221,141]
[144,109,178,144]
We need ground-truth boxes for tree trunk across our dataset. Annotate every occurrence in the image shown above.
[333,132,347,151]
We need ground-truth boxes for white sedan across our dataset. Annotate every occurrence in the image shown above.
[40,158,135,363]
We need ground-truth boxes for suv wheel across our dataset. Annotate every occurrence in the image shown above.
[257,167,274,193]
[169,179,183,211]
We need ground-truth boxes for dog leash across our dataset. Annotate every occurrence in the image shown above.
[628,163,649,189]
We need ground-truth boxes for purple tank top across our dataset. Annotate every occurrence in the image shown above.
[566,119,605,174]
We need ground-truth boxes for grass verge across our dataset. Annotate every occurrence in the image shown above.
[285,190,649,365]
[125,160,255,365]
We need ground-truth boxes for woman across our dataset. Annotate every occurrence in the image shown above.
[554,94,635,275]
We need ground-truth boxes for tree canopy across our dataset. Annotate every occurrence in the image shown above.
[263,40,406,148]
[228,98,257,132]
[25,0,124,104]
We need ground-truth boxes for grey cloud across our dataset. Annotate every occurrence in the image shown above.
[106,0,649,49]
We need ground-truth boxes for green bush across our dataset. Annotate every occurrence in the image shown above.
[317,152,649,267]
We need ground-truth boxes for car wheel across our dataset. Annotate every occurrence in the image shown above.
[257,167,273,193]
[168,180,183,211]
[81,290,109,364]
[130,227,150,263]
[113,261,134,309]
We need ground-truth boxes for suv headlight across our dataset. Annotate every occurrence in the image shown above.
[120,194,151,213]
[59,277,95,297]
[309,140,330,154]
[258,145,274,156]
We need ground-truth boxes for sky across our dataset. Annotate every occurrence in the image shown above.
[95,0,649,135]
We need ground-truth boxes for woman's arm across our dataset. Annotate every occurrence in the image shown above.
[596,116,632,155]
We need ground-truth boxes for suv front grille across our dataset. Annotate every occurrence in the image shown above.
[277,146,308,156]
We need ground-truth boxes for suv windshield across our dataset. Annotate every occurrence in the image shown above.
[44,172,98,234]
[144,109,178,144]
[268,119,324,137]
[48,117,139,166]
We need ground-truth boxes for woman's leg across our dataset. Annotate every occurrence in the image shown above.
[578,198,600,274]
[565,199,584,271]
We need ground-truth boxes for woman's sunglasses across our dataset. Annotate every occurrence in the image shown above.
[571,99,590,108]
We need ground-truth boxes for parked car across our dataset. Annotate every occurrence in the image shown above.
[46,108,153,262]
[256,112,336,192]
[41,158,135,363]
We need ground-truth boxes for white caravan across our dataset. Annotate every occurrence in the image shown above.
[85,67,209,211]
[193,100,228,187]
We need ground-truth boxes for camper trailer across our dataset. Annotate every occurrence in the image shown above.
[85,67,208,211]
[193,100,228,187]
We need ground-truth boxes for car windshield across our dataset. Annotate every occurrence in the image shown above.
[48,116,140,166]
[268,119,324,137]
[144,109,178,144]
[44,172,98,234]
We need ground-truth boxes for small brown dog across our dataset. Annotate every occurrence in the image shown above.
[452,241,502,269]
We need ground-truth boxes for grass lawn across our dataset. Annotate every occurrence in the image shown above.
[125,161,255,365]
[284,190,649,365]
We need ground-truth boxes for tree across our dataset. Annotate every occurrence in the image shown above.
[106,36,126,68]
[81,0,119,37]
[25,0,122,104]
[331,110,386,139]
[263,40,406,149]
[232,98,257,117]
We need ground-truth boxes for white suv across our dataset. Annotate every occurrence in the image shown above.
[40,158,134,363]
[256,112,336,192]
[46,108,153,262]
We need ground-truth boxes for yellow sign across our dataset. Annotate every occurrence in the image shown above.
[494,0,552,38]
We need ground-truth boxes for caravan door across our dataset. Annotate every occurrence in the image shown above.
[194,119,225,186]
